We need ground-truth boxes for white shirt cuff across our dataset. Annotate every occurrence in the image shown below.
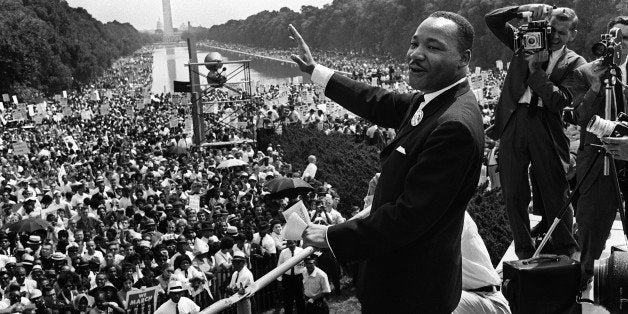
[311,65,335,89]
[324,226,338,260]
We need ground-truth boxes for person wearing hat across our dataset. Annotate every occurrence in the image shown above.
[29,288,47,312]
[154,280,200,314]
[142,218,162,247]
[168,236,194,267]
[227,251,253,314]
[199,222,218,245]
[0,284,30,311]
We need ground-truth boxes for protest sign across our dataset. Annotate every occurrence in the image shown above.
[125,286,158,314]
[189,195,200,211]
[12,142,29,156]
[33,115,44,124]
[169,117,179,128]
[62,90,67,98]
[59,98,68,106]
[1,94,9,102]
[12,95,18,105]
[100,104,110,115]
[184,118,193,133]
[496,60,503,71]
[12,111,24,121]
[62,106,72,117]
[37,102,47,113]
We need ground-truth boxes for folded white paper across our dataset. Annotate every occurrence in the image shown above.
[282,200,311,225]
[281,212,308,241]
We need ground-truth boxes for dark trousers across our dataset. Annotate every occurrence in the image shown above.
[499,106,578,259]
[305,298,329,314]
[282,274,305,314]
[576,146,621,284]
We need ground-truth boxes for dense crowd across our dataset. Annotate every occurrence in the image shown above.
[0,41,509,313]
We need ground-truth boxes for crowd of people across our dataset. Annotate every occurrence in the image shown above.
[0,31,512,312]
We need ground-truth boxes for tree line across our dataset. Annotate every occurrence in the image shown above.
[191,0,628,68]
[0,0,152,97]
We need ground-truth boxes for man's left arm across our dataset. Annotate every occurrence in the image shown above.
[527,53,586,113]
[325,120,481,261]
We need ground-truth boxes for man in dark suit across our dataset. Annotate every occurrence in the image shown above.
[485,4,584,259]
[565,16,628,288]
[291,11,485,313]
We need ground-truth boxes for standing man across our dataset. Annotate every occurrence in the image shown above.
[277,240,305,314]
[154,280,200,314]
[292,11,485,313]
[301,255,330,314]
[485,4,584,259]
[566,16,628,288]
[301,155,317,180]
[228,251,254,314]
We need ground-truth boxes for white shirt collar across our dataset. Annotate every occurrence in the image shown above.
[422,77,468,108]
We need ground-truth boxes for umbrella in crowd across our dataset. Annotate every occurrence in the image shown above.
[217,158,247,169]
[265,177,314,199]
[5,217,50,233]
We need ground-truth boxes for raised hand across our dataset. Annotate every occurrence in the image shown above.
[289,24,316,75]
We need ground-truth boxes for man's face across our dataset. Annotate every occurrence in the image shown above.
[96,274,106,287]
[75,231,84,243]
[15,268,26,284]
[549,17,576,52]
[406,17,468,92]
[170,291,182,303]
[87,241,96,254]
[610,22,628,63]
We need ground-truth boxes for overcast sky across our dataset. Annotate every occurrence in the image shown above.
[66,0,333,31]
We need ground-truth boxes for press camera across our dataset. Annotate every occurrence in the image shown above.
[592,27,623,67]
[513,12,552,54]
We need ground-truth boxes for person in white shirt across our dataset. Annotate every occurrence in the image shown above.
[252,224,277,256]
[302,255,331,314]
[154,280,200,314]
[277,241,305,314]
[227,251,254,314]
[453,212,510,314]
[301,155,317,180]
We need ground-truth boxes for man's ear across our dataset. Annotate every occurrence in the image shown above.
[569,29,578,42]
[459,49,471,68]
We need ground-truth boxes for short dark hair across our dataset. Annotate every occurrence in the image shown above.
[552,8,578,31]
[429,11,474,52]
[608,16,628,30]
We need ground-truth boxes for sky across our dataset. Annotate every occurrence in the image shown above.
[66,0,333,31]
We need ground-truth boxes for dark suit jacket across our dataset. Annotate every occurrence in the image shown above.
[485,6,586,163]
[324,74,484,313]
[565,64,628,194]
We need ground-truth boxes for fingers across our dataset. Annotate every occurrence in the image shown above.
[290,55,305,67]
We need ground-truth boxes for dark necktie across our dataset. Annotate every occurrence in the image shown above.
[175,303,180,314]
[529,60,550,111]
[290,250,295,275]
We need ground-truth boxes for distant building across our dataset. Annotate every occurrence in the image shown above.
[156,18,163,32]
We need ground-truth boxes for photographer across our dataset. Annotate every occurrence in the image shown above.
[565,16,628,289]
[485,4,584,259]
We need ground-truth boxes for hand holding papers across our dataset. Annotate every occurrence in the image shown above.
[280,200,310,241]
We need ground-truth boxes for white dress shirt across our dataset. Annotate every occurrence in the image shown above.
[277,247,305,281]
[154,297,200,314]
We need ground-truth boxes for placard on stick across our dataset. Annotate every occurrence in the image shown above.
[12,142,29,155]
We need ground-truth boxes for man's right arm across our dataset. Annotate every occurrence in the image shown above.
[485,6,520,50]
[564,62,604,128]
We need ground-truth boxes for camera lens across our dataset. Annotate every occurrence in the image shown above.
[527,37,537,45]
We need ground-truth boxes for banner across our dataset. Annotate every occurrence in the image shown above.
[125,286,159,314]
[12,142,29,156]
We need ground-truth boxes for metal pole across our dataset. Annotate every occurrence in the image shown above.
[187,37,204,145]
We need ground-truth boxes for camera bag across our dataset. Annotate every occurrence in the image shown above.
[503,255,581,313]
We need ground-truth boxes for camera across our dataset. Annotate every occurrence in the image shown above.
[592,248,628,313]
[586,114,628,138]
[514,14,552,54]
[592,27,623,67]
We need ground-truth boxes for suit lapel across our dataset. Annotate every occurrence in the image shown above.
[380,81,471,159]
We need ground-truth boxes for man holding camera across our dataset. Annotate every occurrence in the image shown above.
[565,16,628,288]
[486,4,584,259]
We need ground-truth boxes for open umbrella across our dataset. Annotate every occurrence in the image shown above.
[217,159,247,169]
[5,217,50,233]
[265,177,314,199]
